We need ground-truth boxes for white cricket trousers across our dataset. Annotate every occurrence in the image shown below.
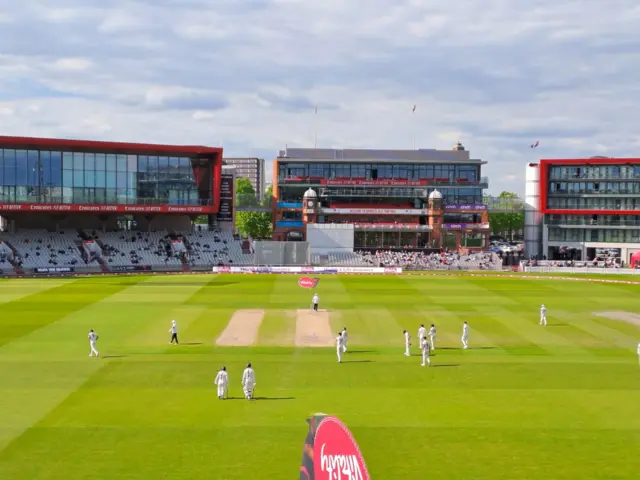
[342,340,347,352]
[540,314,547,326]
[461,335,468,348]
[337,347,343,363]
[89,341,99,356]
[429,335,436,350]
[422,351,430,366]
[243,384,254,399]
[217,384,227,398]
[405,344,410,356]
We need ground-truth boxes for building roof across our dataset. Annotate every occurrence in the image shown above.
[540,157,640,165]
[277,147,485,164]
[0,135,222,156]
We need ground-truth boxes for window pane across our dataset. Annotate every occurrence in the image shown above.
[116,171,127,188]
[127,155,137,172]
[15,150,27,185]
[84,153,95,171]
[73,152,84,171]
[84,170,95,188]
[95,171,106,188]
[147,156,158,173]
[73,170,84,187]
[116,154,127,172]
[63,170,73,187]
[96,154,106,171]
[106,154,117,171]
[106,171,116,188]
[138,156,148,172]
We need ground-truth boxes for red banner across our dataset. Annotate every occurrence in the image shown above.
[0,203,217,214]
[325,179,427,187]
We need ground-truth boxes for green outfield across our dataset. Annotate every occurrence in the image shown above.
[1,273,640,479]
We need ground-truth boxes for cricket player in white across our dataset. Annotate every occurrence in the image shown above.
[168,320,179,344]
[214,366,229,400]
[341,327,348,352]
[421,336,431,367]
[461,321,469,349]
[336,332,344,363]
[418,324,426,344]
[540,304,547,326]
[241,363,256,400]
[429,324,437,350]
[403,330,411,356]
[312,293,319,312]
[88,329,99,357]
[637,343,640,366]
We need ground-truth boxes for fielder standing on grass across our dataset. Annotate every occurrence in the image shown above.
[214,366,228,399]
[461,321,469,349]
[429,323,437,350]
[88,329,99,358]
[336,332,344,363]
[168,320,179,344]
[242,363,256,400]
[403,330,411,356]
[637,342,640,366]
[418,324,426,345]
[341,327,348,352]
[421,336,431,367]
[311,293,319,312]
[540,304,547,326]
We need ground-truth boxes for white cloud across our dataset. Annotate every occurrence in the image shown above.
[1,0,640,195]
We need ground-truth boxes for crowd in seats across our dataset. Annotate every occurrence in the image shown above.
[355,250,502,270]
[182,229,253,266]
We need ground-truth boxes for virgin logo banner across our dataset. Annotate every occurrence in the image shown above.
[298,277,320,288]
[299,414,370,480]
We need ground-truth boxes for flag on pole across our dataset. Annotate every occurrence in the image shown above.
[412,105,416,113]
[530,140,539,148]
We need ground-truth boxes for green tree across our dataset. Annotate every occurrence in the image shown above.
[235,211,272,239]
[262,185,273,208]
[488,191,524,240]
[236,178,258,207]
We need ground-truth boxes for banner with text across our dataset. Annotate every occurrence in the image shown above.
[0,203,216,214]
[444,204,488,211]
[218,171,235,222]
[212,266,402,274]
[321,208,427,215]
[443,223,490,230]
[34,267,74,273]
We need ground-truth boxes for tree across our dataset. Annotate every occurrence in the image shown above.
[235,211,272,239]
[488,191,524,240]
[236,178,258,207]
[262,185,273,207]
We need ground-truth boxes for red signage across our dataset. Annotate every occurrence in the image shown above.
[298,277,320,288]
[0,203,217,214]
[313,416,370,480]
[326,179,427,187]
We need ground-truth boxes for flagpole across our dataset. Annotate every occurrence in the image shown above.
[412,105,416,150]
[313,106,317,148]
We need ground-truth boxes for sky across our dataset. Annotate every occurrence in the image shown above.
[1,0,640,196]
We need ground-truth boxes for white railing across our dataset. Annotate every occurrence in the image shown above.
[524,266,640,275]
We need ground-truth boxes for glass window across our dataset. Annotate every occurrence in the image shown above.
[158,156,169,174]
[95,171,106,188]
[73,169,84,187]
[96,154,106,172]
[127,172,137,190]
[106,188,117,203]
[138,156,148,172]
[106,154,117,171]
[84,170,96,188]
[63,170,73,187]
[116,155,127,172]
[73,152,84,171]
[116,172,127,188]
[106,171,117,188]
[169,157,180,169]
[48,152,62,187]
[62,152,73,170]
[147,156,159,173]
[127,155,137,172]
[84,153,95,171]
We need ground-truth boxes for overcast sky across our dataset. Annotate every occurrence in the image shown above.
[1,0,639,196]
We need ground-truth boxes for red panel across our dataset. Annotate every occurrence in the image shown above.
[540,161,548,213]
[0,203,216,214]
[0,135,222,156]
[212,153,222,213]
[544,209,640,215]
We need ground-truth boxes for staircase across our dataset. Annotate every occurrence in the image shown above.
[3,240,25,275]
[97,257,110,273]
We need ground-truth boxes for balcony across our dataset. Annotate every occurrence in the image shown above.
[350,222,432,231]
[278,176,489,188]
[546,219,640,228]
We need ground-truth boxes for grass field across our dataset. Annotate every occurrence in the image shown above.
[1,273,640,479]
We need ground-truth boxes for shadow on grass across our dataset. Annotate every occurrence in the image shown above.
[181,342,203,345]
[432,364,459,368]
[253,397,295,401]
[544,324,566,327]
[347,350,375,354]
[103,355,127,359]
[343,360,374,363]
